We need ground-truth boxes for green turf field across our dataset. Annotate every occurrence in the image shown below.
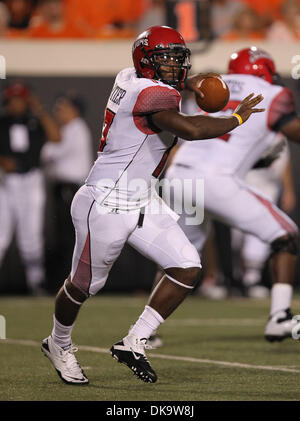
[1,294,300,401]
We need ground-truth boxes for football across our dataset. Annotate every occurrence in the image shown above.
[195,76,230,113]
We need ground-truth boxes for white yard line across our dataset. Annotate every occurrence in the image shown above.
[167,318,265,326]
[2,338,300,375]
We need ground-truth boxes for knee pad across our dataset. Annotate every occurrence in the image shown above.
[271,233,299,256]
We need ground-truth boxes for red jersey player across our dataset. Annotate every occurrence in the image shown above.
[41,27,264,385]
[165,47,300,342]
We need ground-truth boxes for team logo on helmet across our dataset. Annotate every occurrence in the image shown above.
[133,37,149,49]
[249,48,271,63]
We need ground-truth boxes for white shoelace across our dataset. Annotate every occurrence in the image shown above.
[61,345,84,376]
[130,338,153,363]
[135,338,153,350]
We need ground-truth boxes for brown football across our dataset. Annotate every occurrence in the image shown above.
[195,76,230,113]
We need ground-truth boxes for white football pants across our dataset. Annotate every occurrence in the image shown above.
[70,185,201,296]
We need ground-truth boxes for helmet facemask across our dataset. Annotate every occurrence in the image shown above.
[141,45,191,90]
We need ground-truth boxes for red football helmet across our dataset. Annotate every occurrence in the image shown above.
[228,46,276,84]
[132,25,191,90]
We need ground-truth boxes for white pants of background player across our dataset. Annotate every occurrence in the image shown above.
[69,185,201,296]
[0,169,45,290]
[231,169,283,288]
[165,165,298,259]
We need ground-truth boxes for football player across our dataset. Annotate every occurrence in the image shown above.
[232,136,295,299]
[164,46,300,343]
[41,26,264,385]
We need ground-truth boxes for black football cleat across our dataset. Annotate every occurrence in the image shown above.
[110,334,157,383]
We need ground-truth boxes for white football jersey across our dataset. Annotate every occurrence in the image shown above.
[86,67,181,210]
[173,74,296,177]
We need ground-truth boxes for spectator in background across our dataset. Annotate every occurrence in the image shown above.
[41,93,93,282]
[114,0,149,28]
[222,6,266,40]
[0,81,61,295]
[93,0,149,39]
[0,2,10,35]
[0,0,34,37]
[211,0,244,39]
[63,0,148,38]
[5,0,34,29]
[137,0,166,36]
[267,0,300,40]
[28,0,87,38]
[241,0,284,21]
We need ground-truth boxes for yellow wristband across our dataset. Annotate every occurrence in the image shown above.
[232,113,243,125]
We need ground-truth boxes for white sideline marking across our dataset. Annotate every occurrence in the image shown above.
[168,318,265,327]
[2,338,300,375]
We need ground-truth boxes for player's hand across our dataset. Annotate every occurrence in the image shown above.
[234,93,265,123]
[185,73,222,97]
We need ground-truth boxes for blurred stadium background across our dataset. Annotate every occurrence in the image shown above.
[0,0,300,297]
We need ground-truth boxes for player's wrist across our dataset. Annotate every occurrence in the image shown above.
[184,74,205,92]
[228,115,239,130]
[184,76,194,91]
[232,113,243,125]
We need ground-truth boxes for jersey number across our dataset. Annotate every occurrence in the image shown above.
[99,108,115,152]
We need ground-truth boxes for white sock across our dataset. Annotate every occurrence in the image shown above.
[51,315,74,349]
[270,283,293,316]
[129,306,164,339]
